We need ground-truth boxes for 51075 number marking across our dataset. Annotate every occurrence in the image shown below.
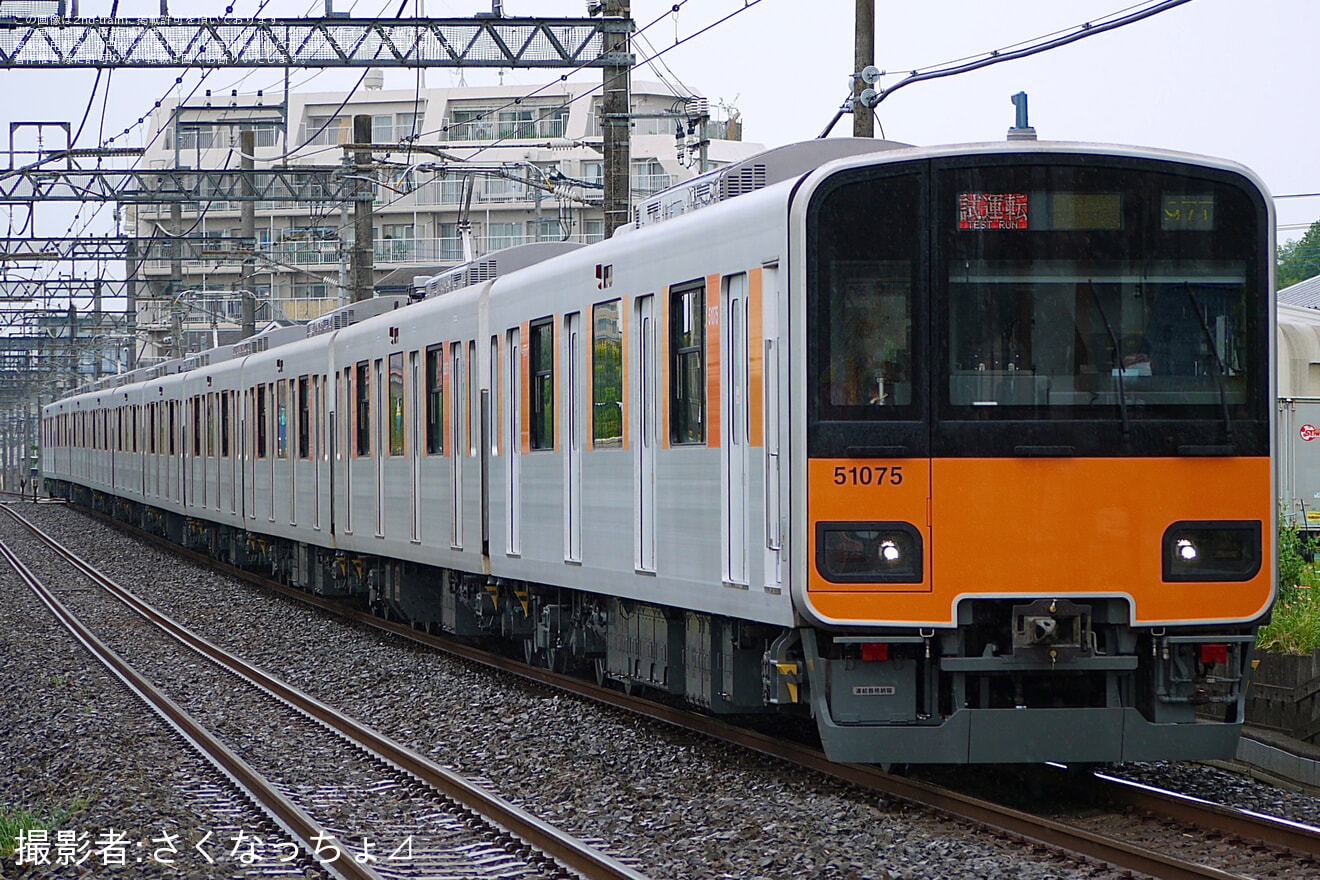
[833,465,903,486]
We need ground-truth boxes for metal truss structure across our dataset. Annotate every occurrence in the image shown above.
[0,16,619,69]
[0,277,130,302]
[0,236,255,260]
[0,166,346,203]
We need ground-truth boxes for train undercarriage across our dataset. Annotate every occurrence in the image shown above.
[53,479,1260,765]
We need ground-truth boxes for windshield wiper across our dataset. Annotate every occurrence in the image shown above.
[1084,280,1130,443]
[1184,282,1235,445]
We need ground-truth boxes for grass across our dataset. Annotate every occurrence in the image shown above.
[0,799,88,857]
[1258,574,1320,655]
[1261,519,1320,654]
[0,806,48,858]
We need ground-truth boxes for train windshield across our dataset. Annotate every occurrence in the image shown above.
[806,155,1270,457]
[941,163,1262,420]
[946,258,1248,410]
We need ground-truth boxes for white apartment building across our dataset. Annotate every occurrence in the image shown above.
[128,76,757,360]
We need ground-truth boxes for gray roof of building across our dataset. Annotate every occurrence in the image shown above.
[1278,275,1320,309]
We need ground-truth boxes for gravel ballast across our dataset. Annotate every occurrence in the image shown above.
[7,500,1318,879]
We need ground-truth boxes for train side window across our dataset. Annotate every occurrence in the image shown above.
[425,344,444,455]
[388,352,405,456]
[192,397,202,456]
[670,280,706,445]
[298,375,311,459]
[468,340,477,457]
[530,318,554,450]
[276,380,289,459]
[169,402,176,456]
[490,336,500,455]
[591,299,623,448]
[207,393,217,457]
[221,391,231,458]
[355,360,371,457]
[255,385,268,459]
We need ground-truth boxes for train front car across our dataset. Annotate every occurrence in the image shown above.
[786,145,1274,764]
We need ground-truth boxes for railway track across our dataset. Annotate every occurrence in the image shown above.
[20,499,1320,880]
[0,502,649,880]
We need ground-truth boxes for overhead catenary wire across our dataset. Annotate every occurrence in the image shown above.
[821,0,1196,138]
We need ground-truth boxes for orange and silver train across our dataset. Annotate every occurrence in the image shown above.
[44,139,1274,764]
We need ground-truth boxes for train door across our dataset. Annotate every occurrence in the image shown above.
[505,328,521,555]
[564,311,583,563]
[723,274,750,586]
[266,383,276,523]
[288,382,297,526]
[409,351,421,542]
[344,367,354,534]
[245,389,255,519]
[169,401,178,504]
[313,375,322,530]
[374,358,385,538]
[761,265,783,590]
[450,342,464,549]
[329,374,338,536]
[634,295,657,572]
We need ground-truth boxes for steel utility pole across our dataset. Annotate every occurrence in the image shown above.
[352,115,375,303]
[601,0,633,237]
[853,0,875,138]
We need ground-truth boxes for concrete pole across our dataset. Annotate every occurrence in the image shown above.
[351,114,375,303]
[853,0,875,138]
[125,238,138,370]
[240,129,257,338]
[170,202,185,359]
[601,0,632,237]
[93,278,102,379]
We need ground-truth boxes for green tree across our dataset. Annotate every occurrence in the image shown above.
[1278,218,1320,290]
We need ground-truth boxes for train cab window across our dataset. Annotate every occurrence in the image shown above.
[530,318,555,450]
[670,281,706,445]
[592,299,623,448]
[355,361,371,456]
[255,385,268,459]
[298,376,311,459]
[425,344,444,455]
[388,352,405,456]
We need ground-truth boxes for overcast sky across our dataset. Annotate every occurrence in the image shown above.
[3,0,1316,242]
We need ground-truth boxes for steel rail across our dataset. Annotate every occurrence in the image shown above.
[53,502,1314,879]
[0,529,379,880]
[1086,770,1320,857]
[0,504,650,880]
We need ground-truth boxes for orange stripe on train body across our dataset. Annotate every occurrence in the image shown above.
[806,456,1273,627]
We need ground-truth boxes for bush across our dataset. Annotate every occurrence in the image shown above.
[1277,516,1317,602]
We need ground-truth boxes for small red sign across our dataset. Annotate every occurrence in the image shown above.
[1302,424,1318,442]
[959,192,1029,230]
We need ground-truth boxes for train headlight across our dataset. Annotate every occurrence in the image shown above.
[816,522,923,584]
[1162,521,1261,582]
